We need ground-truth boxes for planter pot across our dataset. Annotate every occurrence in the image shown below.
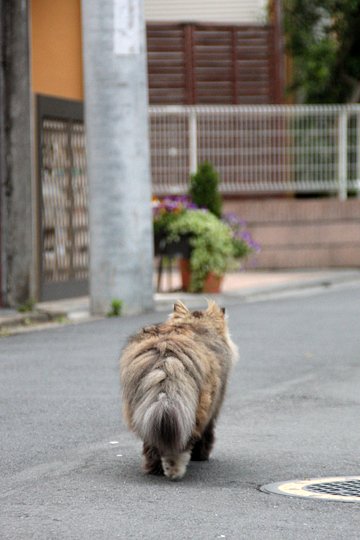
[179,258,223,293]
[203,272,224,294]
[154,232,192,258]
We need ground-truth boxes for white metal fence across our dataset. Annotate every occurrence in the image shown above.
[149,105,360,199]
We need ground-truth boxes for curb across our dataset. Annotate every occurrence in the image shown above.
[0,310,62,333]
[1,271,359,333]
[154,273,360,311]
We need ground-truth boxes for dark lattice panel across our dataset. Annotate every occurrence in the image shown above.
[70,122,88,281]
[41,118,89,285]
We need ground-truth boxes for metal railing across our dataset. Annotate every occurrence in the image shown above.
[149,105,360,199]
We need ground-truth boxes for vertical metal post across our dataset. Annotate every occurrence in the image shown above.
[356,113,360,197]
[338,110,348,201]
[189,109,198,175]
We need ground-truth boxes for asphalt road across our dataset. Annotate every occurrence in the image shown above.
[1,284,360,539]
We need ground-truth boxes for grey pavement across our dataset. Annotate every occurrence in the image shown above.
[1,281,360,538]
[1,269,360,333]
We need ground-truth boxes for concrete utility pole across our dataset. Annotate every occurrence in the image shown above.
[81,0,154,315]
[0,0,33,306]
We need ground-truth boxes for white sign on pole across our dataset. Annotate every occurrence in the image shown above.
[114,0,141,55]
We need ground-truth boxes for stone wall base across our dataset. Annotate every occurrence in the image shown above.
[223,199,360,269]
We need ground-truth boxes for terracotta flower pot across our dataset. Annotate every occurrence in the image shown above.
[202,272,223,293]
[179,259,223,293]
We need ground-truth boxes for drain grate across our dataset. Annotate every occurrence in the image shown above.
[305,479,360,497]
[261,476,360,502]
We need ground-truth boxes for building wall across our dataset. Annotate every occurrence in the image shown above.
[223,199,360,268]
[31,0,84,100]
[144,0,268,23]
[30,0,276,104]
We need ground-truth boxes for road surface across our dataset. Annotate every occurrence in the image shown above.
[1,284,360,539]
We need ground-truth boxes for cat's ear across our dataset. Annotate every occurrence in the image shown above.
[173,300,190,316]
[206,299,224,317]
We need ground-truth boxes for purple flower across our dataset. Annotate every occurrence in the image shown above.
[221,212,260,253]
[152,195,199,217]
[222,212,247,228]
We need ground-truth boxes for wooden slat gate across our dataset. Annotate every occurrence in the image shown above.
[37,95,89,301]
[147,23,284,105]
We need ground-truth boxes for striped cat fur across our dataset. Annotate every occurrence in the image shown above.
[120,300,238,480]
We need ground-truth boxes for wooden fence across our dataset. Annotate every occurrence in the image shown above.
[146,23,284,105]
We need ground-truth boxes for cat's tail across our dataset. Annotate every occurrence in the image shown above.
[131,357,198,454]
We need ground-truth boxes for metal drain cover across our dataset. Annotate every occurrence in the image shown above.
[261,476,360,503]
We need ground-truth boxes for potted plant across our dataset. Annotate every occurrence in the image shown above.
[153,195,196,259]
[166,209,253,293]
[152,164,259,293]
[189,161,222,218]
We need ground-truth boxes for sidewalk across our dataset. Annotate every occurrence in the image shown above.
[154,268,360,310]
[1,269,359,333]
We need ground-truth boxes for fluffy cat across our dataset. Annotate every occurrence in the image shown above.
[120,300,238,480]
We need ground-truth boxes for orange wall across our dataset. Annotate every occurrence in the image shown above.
[31,0,84,100]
